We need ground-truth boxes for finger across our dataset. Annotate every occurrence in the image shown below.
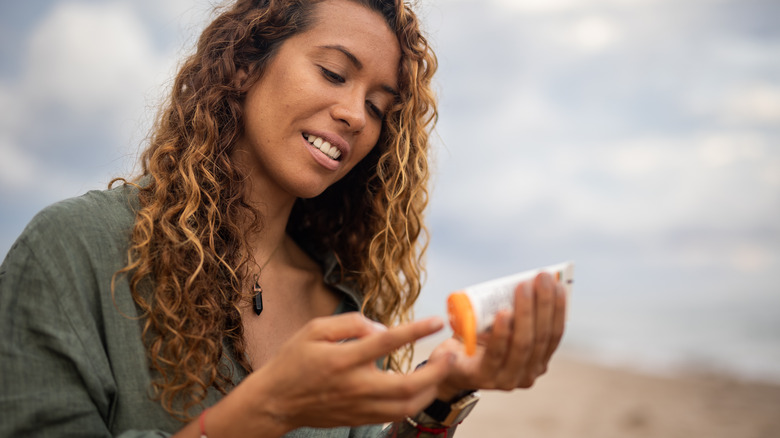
[331,382,440,426]
[494,281,534,389]
[542,282,567,365]
[528,273,557,375]
[477,309,512,381]
[333,349,451,412]
[304,312,386,343]
[379,350,453,400]
[342,317,444,365]
[296,380,439,428]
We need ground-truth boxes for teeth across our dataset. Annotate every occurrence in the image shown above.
[305,133,341,160]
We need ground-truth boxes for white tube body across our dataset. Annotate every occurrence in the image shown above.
[462,261,574,333]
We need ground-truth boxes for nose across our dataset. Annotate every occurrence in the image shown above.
[331,90,367,132]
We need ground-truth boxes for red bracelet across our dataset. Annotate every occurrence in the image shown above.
[404,416,450,437]
[199,408,208,438]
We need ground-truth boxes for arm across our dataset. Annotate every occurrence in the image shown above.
[0,237,170,438]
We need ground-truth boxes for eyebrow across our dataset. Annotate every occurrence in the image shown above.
[318,44,399,97]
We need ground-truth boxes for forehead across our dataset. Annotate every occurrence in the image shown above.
[296,0,401,82]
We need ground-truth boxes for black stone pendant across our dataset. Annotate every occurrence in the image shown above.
[252,280,263,315]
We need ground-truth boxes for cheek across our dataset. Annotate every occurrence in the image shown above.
[358,122,386,157]
[353,136,380,165]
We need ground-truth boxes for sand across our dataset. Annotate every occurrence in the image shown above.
[413,341,780,438]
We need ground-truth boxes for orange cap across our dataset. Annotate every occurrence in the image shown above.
[447,292,477,356]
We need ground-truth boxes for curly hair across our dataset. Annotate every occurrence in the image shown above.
[112,0,437,421]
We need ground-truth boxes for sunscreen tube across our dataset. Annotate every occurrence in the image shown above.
[447,261,574,356]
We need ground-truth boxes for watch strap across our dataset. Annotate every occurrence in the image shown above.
[423,390,479,426]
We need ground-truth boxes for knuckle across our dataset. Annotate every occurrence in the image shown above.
[498,379,516,391]
[401,399,421,417]
[536,332,552,347]
[346,312,366,328]
[330,355,352,372]
[517,374,536,388]
[306,317,326,334]
[513,337,533,353]
[537,289,554,305]
[398,380,417,398]
[486,344,505,362]
[376,334,398,352]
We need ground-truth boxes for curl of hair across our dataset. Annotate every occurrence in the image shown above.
[112,0,437,421]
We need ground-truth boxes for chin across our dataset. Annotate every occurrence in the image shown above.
[288,179,334,200]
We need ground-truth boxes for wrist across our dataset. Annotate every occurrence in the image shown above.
[204,372,291,438]
[436,381,465,402]
[422,389,480,427]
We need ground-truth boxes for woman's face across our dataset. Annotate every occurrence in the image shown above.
[236,0,401,200]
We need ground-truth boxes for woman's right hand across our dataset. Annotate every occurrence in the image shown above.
[201,313,453,437]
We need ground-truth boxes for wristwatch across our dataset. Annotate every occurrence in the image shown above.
[423,390,480,427]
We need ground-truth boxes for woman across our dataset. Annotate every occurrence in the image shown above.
[0,0,567,436]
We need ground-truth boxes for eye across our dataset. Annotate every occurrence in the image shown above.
[320,67,345,84]
[366,101,385,120]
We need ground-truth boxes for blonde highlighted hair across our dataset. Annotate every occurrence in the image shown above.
[113,0,437,420]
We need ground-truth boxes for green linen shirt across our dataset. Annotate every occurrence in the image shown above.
[0,185,458,437]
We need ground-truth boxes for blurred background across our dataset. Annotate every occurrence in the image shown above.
[1,0,778,389]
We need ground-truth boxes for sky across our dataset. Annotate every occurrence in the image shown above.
[1,0,779,382]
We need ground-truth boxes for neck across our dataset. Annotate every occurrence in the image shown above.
[230,142,303,268]
[241,181,297,270]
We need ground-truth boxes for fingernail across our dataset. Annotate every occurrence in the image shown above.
[372,321,387,332]
[428,317,444,330]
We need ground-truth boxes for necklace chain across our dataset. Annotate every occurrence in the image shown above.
[252,239,284,316]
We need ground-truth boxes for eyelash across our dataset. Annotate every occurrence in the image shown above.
[320,67,345,84]
[319,67,385,120]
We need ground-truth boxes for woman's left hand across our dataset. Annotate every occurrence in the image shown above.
[430,272,567,400]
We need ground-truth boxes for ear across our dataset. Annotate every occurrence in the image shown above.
[235,67,250,88]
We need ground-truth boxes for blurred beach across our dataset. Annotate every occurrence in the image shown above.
[415,339,780,438]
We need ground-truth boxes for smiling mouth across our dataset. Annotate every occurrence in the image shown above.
[303,133,342,161]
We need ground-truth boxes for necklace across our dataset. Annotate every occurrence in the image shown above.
[252,240,284,316]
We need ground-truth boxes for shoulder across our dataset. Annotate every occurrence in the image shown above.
[28,183,139,238]
[20,183,139,255]
[2,183,141,292]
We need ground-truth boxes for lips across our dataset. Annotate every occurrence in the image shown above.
[303,133,341,161]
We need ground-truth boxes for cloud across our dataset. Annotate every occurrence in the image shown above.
[424,0,780,333]
[566,15,621,52]
[23,2,167,117]
[487,0,662,14]
[0,1,193,203]
[720,82,780,124]
[0,135,38,190]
